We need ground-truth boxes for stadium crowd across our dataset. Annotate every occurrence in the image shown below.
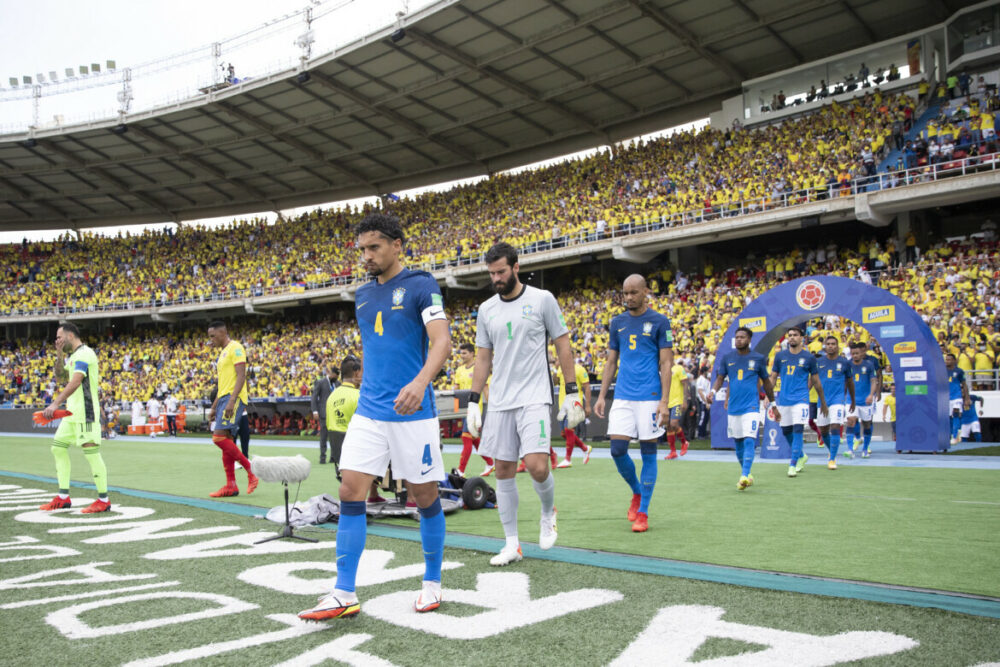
[4,231,1000,413]
[1,89,949,317]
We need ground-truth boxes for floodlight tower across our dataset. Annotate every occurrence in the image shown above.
[295,4,316,68]
[117,68,133,122]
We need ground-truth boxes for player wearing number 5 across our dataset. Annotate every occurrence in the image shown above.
[466,242,584,566]
[768,326,827,478]
[300,214,451,621]
[594,275,673,532]
[709,327,776,490]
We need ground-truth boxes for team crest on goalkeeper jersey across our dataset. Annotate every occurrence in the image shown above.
[392,287,406,307]
[522,304,533,316]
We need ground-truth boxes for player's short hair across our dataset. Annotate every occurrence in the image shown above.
[340,355,361,378]
[207,319,226,330]
[58,321,81,338]
[357,213,405,244]
[786,326,805,335]
[825,336,839,343]
[945,352,957,360]
[459,342,475,353]
[734,326,753,339]
[849,341,867,350]
[485,242,518,267]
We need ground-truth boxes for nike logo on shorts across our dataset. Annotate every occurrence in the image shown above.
[421,467,434,476]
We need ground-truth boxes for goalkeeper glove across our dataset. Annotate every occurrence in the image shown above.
[557,382,585,429]
[466,393,483,437]
[33,409,72,426]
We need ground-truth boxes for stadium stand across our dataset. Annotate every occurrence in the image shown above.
[5,231,1000,413]
[6,88,997,318]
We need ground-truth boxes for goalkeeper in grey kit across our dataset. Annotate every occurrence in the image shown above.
[466,242,586,566]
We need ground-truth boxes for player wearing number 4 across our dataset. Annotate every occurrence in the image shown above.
[466,242,584,566]
[709,326,775,490]
[300,214,451,621]
[768,326,827,477]
[595,275,673,531]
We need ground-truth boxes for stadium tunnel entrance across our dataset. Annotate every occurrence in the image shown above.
[710,276,949,453]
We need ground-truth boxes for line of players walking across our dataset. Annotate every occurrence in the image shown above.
[34,211,988,626]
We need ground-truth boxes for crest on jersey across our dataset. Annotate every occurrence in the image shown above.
[392,287,406,306]
[798,358,804,366]
[748,360,755,370]
[836,363,842,371]
[522,305,533,316]
[643,321,653,335]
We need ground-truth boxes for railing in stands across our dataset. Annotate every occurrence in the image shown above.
[2,150,998,318]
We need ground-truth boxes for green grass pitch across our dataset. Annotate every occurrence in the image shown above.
[2,434,1000,665]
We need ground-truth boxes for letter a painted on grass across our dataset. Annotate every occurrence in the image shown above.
[365,572,623,639]
[611,605,918,666]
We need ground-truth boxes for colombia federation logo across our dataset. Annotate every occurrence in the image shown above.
[795,280,826,311]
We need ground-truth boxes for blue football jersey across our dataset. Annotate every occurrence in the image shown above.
[771,349,817,405]
[719,351,768,416]
[354,269,444,422]
[962,394,983,424]
[850,357,880,399]
[608,309,672,400]
[817,355,851,405]
[948,368,966,400]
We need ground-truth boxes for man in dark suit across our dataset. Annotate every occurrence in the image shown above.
[311,364,340,463]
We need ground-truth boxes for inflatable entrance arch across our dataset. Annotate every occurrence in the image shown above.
[709,276,949,453]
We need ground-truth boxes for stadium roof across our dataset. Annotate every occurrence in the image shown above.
[0,0,975,232]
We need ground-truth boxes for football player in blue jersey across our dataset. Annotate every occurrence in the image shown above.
[709,326,775,490]
[300,214,451,621]
[769,326,827,477]
[945,353,971,445]
[961,393,984,442]
[595,274,673,532]
[845,342,881,458]
[815,336,855,468]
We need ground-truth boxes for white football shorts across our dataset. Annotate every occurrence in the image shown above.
[480,403,551,462]
[607,399,665,441]
[727,412,760,440]
[778,402,810,427]
[816,403,845,427]
[339,414,444,483]
[848,404,876,422]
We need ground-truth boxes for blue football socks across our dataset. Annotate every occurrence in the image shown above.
[418,498,445,583]
[334,500,367,593]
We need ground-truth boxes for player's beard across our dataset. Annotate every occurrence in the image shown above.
[493,274,517,296]
[365,261,383,277]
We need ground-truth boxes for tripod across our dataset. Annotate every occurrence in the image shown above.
[255,481,318,544]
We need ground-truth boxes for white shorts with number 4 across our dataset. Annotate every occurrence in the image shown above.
[339,414,444,483]
[480,403,551,462]
[961,421,981,438]
[778,403,810,427]
[848,404,875,422]
[816,403,845,427]
[727,413,760,440]
[607,399,665,441]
